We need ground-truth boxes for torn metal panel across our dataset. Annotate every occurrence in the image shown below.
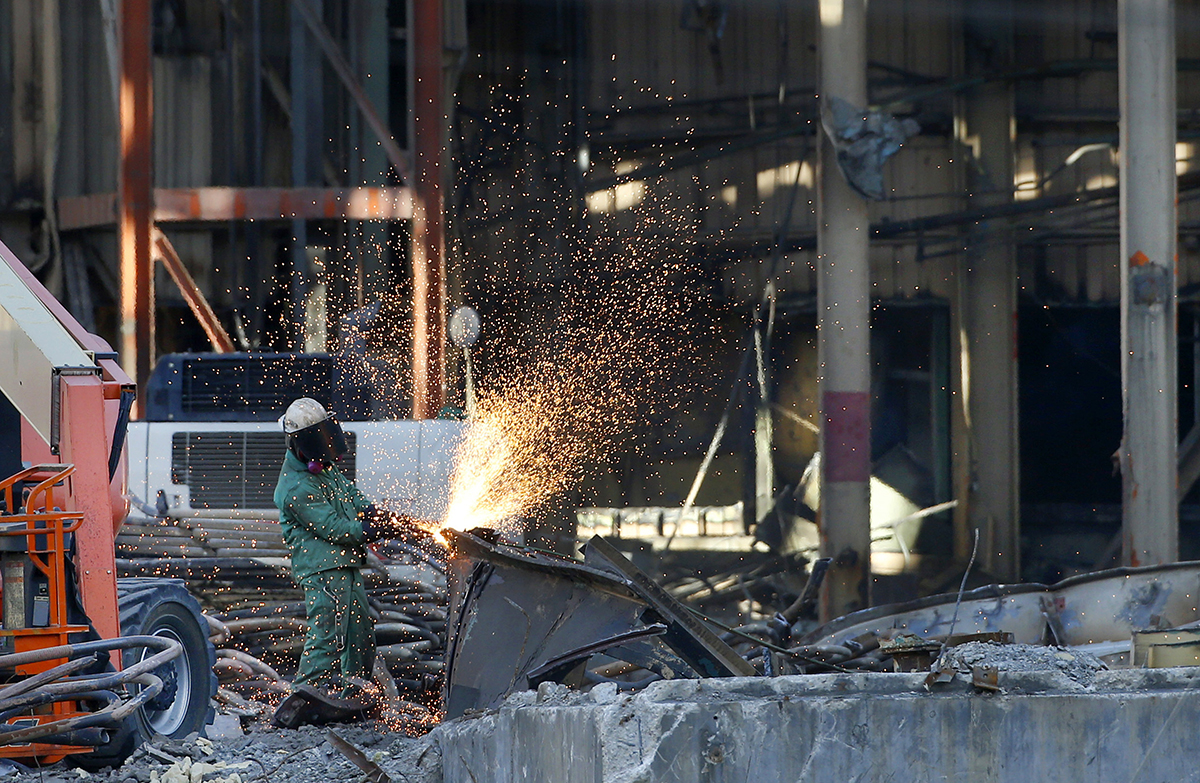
[525,624,674,688]
[443,529,653,719]
[800,561,1200,651]
[820,96,920,201]
[585,536,758,677]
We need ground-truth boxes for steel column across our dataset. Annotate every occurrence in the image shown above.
[953,0,1020,581]
[289,1,319,351]
[1119,0,1178,566]
[118,0,154,412]
[411,0,446,419]
[816,0,871,620]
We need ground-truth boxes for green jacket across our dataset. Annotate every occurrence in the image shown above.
[274,450,371,581]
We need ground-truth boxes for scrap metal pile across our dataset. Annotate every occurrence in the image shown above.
[443,528,1200,712]
[114,516,1200,722]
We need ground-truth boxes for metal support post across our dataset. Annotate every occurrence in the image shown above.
[348,0,391,306]
[118,0,153,411]
[58,375,120,642]
[289,1,322,351]
[817,0,871,620]
[952,0,1020,580]
[411,0,446,419]
[1119,0,1178,566]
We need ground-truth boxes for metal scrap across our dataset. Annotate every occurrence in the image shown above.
[799,561,1200,657]
[442,528,778,717]
[327,730,393,783]
[585,536,757,677]
[443,528,662,718]
[879,634,940,672]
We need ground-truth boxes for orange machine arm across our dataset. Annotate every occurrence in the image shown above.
[0,242,130,644]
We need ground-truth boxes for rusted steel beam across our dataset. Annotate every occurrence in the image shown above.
[151,230,236,353]
[289,0,411,185]
[119,0,154,413]
[58,187,414,230]
[411,0,446,420]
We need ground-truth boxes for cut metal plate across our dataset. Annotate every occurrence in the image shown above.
[800,561,1200,651]
[443,529,653,718]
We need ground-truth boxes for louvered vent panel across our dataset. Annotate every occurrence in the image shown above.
[179,356,333,418]
[171,431,357,509]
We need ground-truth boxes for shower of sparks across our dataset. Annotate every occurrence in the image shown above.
[440,243,710,536]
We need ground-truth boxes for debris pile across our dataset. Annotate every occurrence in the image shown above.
[443,530,1200,709]
[4,724,442,783]
[937,641,1106,686]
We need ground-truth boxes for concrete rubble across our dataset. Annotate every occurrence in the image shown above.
[5,724,441,783]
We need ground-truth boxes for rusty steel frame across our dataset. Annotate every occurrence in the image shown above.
[58,187,414,231]
[118,0,154,413]
[411,0,446,419]
[151,230,235,353]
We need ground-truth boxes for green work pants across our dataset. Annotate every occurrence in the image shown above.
[294,567,375,691]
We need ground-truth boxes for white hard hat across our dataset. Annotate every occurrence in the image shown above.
[281,397,329,434]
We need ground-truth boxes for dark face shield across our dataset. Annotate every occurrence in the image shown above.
[289,417,349,463]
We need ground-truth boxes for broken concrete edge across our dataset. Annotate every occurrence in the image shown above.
[440,667,1200,715]
[433,668,1200,783]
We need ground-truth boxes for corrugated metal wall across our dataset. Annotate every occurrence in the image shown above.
[573,0,1200,306]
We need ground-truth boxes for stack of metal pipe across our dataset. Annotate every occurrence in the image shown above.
[197,556,448,704]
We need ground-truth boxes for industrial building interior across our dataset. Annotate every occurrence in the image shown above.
[3,0,1200,779]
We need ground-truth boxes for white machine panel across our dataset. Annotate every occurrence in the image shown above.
[0,246,96,445]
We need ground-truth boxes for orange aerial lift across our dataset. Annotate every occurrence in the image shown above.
[0,240,215,766]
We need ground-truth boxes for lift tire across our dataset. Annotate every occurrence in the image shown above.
[79,578,217,768]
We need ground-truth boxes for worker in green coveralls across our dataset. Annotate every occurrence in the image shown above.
[270,397,426,728]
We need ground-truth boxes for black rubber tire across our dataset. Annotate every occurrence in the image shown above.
[78,579,217,769]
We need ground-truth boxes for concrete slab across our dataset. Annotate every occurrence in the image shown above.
[438,669,1200,782]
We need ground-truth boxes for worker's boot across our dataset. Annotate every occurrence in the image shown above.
[271,683,377,729]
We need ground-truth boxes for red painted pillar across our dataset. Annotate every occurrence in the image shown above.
[817,0,872,620]
[59,376,121,644]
